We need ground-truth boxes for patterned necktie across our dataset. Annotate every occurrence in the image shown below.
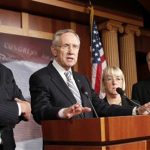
[65,71,82,105]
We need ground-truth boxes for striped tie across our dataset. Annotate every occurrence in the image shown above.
[65,71,82,105]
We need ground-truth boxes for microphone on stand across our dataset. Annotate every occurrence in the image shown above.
[116,87,150,114]
[81,87,99,118]
[116,87,141,107]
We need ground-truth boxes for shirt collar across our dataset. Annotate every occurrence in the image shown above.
[52,60,72,81]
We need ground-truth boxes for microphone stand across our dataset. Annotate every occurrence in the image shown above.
[116,88,150,114]
[83,91,99,118]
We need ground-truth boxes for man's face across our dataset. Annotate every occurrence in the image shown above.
[53,32,80,70]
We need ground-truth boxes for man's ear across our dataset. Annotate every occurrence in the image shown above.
[51,47,57,57]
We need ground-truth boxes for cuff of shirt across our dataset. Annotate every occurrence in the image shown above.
[132,107,137,115]
[58,108,66,118]
[17,103,22,116]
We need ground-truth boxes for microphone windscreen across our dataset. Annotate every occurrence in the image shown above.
[116,87,124,96]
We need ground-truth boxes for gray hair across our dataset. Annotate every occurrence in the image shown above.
[51,29,80,47]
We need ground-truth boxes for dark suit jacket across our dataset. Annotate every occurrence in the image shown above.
[29,62,134,124]
[0,64,25,150]
[132,79,150,105]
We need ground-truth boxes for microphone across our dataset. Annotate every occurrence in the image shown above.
[116,87,150,114]
[81,87,99,118]
[116,87,141,107]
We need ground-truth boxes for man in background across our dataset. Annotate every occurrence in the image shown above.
[132,52,150,105]
[0,64,31,150]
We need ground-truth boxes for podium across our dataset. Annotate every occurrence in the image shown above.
[42,115,150,150]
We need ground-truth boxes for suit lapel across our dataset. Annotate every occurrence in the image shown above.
[73,73,94,118]
[47,63,77,105]
[73,73,88,107]
[47,63,92,118]
[73,73,82,94]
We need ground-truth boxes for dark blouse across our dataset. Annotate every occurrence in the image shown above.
[103,96,138,107]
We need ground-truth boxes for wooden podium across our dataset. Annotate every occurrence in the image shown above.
[42,115,150,150]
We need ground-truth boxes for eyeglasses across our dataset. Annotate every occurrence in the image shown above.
[104,76,123,82]
[57,43,80,50]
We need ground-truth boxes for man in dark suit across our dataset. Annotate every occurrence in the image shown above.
[0,64,31,150]
[132,52,150,105]
[29,29,150,124]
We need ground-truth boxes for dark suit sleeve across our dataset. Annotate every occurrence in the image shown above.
[0,102,19,126]
[8,68,25,100]
[131,82,150,105]
[0,64,24,126]
[29,73,61,124]
[132,84,139,100]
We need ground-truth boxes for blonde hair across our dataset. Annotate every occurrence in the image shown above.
[101,66,125,92]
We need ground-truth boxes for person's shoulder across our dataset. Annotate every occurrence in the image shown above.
[138,79,150,84]
[73,71,87,79]
[0,63,8,69]
[30,62,55,80]
[73,71,91,85]
[133,79,150,88]
[29,66,50,84]
[30,66,48,77]
[0,63,12,73]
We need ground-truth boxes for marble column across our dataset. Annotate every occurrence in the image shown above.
[98,20,124,67]
[119,24,140,97]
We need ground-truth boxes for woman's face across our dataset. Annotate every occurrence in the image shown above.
[103,74,123,96]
